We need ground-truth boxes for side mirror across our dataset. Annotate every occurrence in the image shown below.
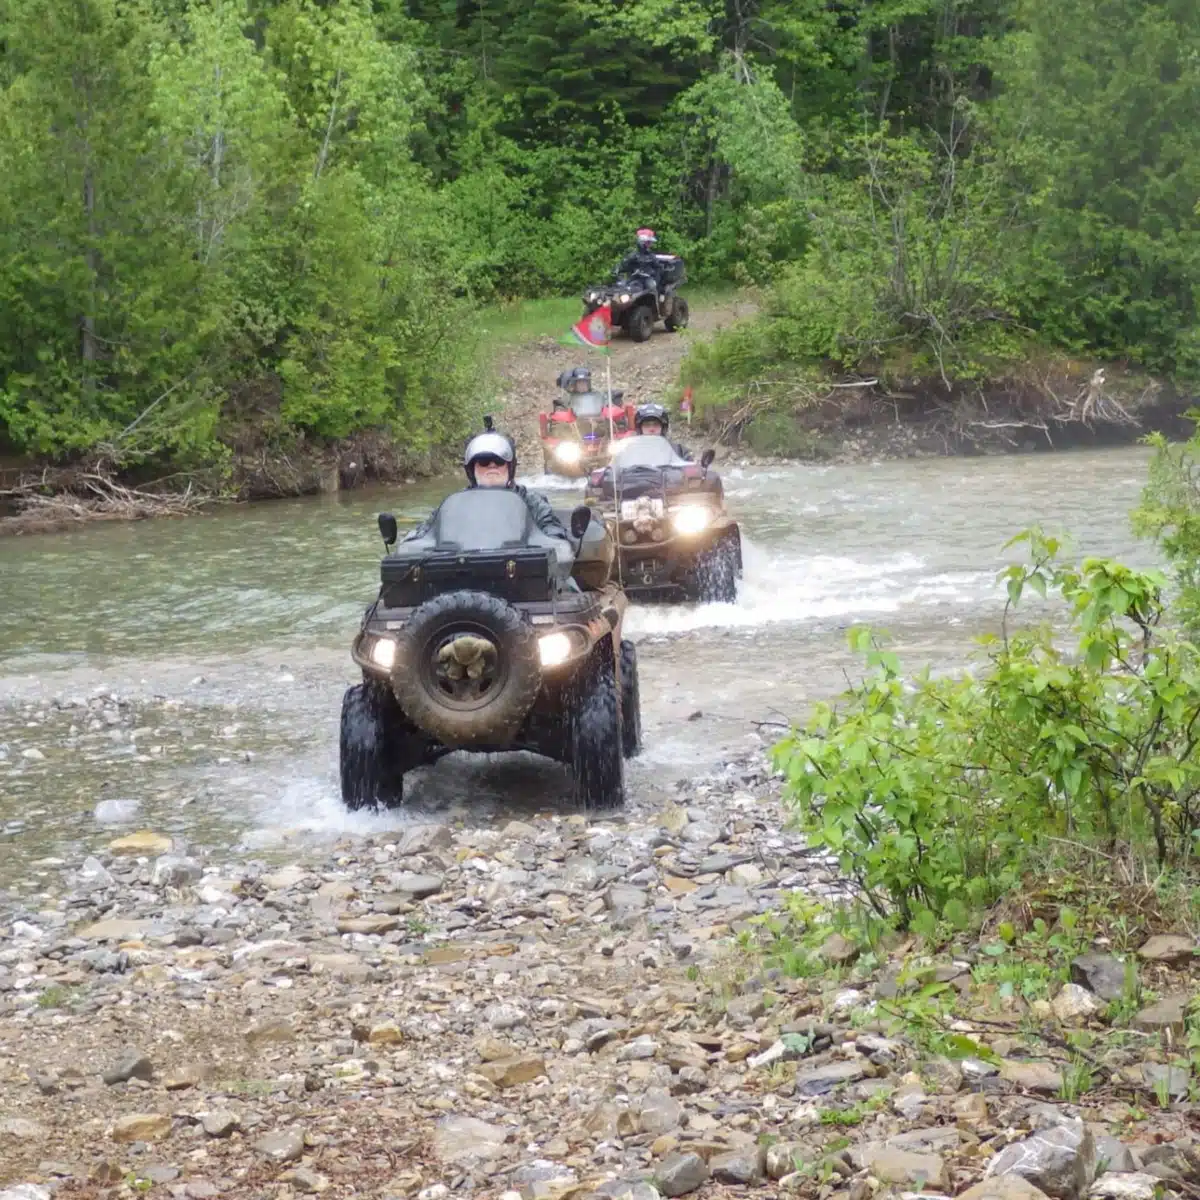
[378,513,398,547]
[570,505,593,540]
[700,449,716,468]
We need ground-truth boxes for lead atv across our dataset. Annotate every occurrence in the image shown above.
[582,255,688,343]
[339,488,641,813]
[540,389,636,477]
[585,435,742,603]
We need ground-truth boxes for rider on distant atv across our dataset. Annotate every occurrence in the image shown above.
[554,366,594,410]
[616,228,663,294]
[634,402,692,461]
[405,426,569,542]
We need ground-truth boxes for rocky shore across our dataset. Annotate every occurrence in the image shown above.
[2,747,1199,1200]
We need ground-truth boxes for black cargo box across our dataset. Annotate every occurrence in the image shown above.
[655,255,686,286]
[381,547,554,607]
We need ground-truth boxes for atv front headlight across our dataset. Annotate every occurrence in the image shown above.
[619,293,631,304]
[370,636,397,670]
[538,632,572,667]
[671,505,712,535]
[554,442,582,464]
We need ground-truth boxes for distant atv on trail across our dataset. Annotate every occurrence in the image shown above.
[585,434,742,603]
[339,490,642,813]
[583,254,688,343]
[540,388,637,476]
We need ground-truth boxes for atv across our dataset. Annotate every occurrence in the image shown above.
[339,488,642,813]
[582,255,688,343]
[585,434,742,603]
[540,388,637,477]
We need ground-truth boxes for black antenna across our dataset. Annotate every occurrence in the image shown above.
[483,414,495,432]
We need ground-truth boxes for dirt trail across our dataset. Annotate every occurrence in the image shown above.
[494,297,758,468]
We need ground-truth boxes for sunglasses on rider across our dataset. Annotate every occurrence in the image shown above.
[473,455,507,468]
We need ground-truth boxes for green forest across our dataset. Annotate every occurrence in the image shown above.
[1,0,1198,477]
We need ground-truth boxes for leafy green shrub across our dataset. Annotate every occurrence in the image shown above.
[774,530,1200,932]
[1133,418,1200,630]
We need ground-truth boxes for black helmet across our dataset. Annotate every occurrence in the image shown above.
[635,402,669,434]
[557,366,592,393]
[463,417,516,486]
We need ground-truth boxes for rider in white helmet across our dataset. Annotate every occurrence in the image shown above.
[404,421,570,542]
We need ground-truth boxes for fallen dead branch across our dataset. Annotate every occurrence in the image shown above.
[0,469,214,533]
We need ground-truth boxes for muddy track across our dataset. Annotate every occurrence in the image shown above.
[493,297,758,468]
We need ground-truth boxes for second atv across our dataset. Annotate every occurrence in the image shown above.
[582,254,688,343]
[585,434,742,603]
[540,388,637,477]
[339,489,642,813]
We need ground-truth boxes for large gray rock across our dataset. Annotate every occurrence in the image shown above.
[394,824,453,856]
[1051,983,1102,1024]
[432,1115,508,1164]
[152,854,202,888]
[1133,994,1191,1035]
[102,1050,155,1085]
[1089,1174,1160,1200]
[710,1148,764,1185]
[1137,935,1196,965]
[0,1119,47,1141]
[637,1088,683,1136]
[793,1059,867,1096]
[1094,1137,1137,1175]
[958,1179,1053,1200]
[202,1110,241,1138]
[392,872,443,899]
[820,932,860,965]
[255,1128,307,1163]
[0,1187,52,1200]
[1141,1062,1190,1100]
[1000,1060,1064,1094]
[591,1182,662,1200]
[1070,954,1130,1003]
[766,1144,805,1181]
[857,1146,948,1188]
[654,1152,709,1197]
[986,1116,1097,1200]
[606,884,649,914]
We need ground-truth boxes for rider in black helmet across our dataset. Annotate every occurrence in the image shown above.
[554,366,593,410]
[634,402,692,461]
[617,228,663,292]
[404,422,570,542]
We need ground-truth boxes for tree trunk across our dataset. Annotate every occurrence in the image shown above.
[81,164,98,401]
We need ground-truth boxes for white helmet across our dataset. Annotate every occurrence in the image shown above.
[463,430,516,485]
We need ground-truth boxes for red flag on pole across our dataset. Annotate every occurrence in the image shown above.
[562,305,612,351]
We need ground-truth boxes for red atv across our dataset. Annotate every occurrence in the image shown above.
[540,389,637,477]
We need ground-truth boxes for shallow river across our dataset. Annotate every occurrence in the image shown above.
[0,447,1157,882]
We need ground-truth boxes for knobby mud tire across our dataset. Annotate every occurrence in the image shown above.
[694,531,740,604]
[664,296,690,332]
[340,682,411,811]
[619,638,642,758]
[568,641,626,811]
[392,590,541,747]
[628,305,654,343]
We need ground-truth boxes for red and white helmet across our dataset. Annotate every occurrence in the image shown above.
[636,228,657,250]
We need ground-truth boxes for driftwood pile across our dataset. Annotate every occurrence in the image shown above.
[0,469,211,535]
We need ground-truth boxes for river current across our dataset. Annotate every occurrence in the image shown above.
[0,447,1157,881]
